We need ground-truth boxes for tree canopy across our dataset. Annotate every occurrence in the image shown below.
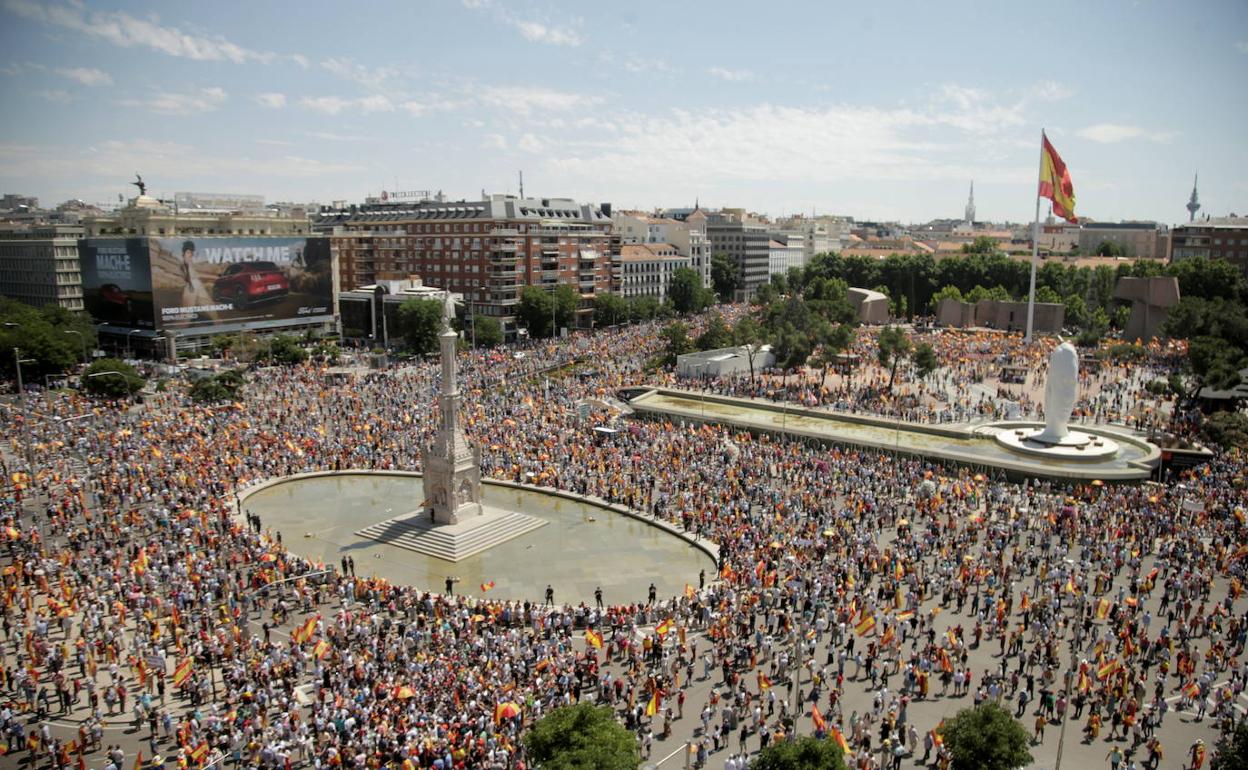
[396,299,445,354]
[753,736,849,770]
[0,297,98,380]
[940,703,1033,770]
[82,358,145,398]
[522,703,638,770]
[711,252,739,302]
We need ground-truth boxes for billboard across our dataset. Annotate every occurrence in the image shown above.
[81,236,333,331]
[80,238,156,329]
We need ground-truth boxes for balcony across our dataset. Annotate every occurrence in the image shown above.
[490,228,520,237]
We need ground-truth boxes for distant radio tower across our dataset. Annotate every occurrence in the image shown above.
[1186,173,1201,222]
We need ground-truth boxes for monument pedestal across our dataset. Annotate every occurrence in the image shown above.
[355,503,547,562]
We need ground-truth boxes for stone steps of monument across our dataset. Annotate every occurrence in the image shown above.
[355,512,547,562]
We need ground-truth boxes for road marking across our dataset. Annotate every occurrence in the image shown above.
[655,742,689,766]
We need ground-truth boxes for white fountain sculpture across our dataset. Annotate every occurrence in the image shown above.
[992,341,1119,461]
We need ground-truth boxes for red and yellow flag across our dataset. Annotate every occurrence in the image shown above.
[1095,599,1111,620]
[645,690,661,717]
[480,580,495,592]
[855,614,876,637]
[584,629,603,649]
[758,672,773,692]
[830,725,850,753]
[292,615,318,644]
[172,657,193,687]
[811,705,828,734]
[655,618,674,638]
[312,639,331,659]
[1039,132,1077,223]
[1097,658,1121,680]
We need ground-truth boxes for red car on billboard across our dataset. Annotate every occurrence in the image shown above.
[211,261,290,309]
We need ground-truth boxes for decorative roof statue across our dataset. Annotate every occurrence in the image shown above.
[131,173,146,197]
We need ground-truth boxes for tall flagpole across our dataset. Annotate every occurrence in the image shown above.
[1024,128,1045,343]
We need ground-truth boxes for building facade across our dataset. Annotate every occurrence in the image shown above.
[1077,221,1168,259]
[316,195,614,337]
[0,224,85,310]
[1170,217,1248,276]
[612,243,690,301]
[706,213,770,301]
[611,210,710,288]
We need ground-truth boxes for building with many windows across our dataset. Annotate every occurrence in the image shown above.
[0,224,85,310]
[1169,216,1248,276]
[706,212,770,301]
[1077,221,1168,259]
[612,243,690,301]
[316,195,615,338]
[611,210,711,288]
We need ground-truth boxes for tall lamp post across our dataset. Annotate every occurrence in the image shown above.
[62,329,88,366]
[11,347,35,466]
[125,328,141,358]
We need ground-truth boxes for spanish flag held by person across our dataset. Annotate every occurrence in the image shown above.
[1039,131,1077,223]
[645,689,661,717]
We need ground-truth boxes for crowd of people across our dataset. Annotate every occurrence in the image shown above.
[0,313,1244,770]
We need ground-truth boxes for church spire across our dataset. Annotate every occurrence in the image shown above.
[1186,173,1201,222]
[964,181,976,225]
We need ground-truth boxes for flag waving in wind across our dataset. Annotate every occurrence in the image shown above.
[1039,132,1077,223]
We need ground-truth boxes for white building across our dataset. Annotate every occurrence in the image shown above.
[612,243,691,301]
[767,235,806,278]
[611,211,711,289]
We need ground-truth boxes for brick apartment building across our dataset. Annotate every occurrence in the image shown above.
[1170,216,1248,277]
[316,195,615,337]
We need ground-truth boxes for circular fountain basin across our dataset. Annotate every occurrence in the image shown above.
[994,427,1119,461]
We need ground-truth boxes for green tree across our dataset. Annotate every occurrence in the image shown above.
[734,316,765,383]
[472,316,502,348]
[1094,240,1126,257]
[593,293,629,327]
[628,296,661,323]
[1035,286,1061,305]
[930,285,964,311]
[811,323,856,389]
[1063,294,1088,328]
[267,334,309,365]
[523,703,638,770]
[82,358,145,397]
[940,702,1033,770]
[696,312,734,351]
[961,235,1002,255]
[753,736,849,770]
[876,325,913,391]
[912,342,938,379]
[661,321,693,365]
[518,286,555,338]
[553,284,580,334]
[1212,710,1248,770]
[396,298,444,353]
[669,266,704,314]
[188,369,245,404]
[711,253,739,302]
[0,297,93,379]
[1169,257,1246,302]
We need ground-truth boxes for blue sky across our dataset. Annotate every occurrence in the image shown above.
[0,0,1245,224]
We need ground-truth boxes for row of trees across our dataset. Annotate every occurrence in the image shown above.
[0,297,98,382]
[523,701,1058,770]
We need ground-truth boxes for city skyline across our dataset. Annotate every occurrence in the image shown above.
[0,0,1245,223]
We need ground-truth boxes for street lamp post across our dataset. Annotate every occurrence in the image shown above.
[125,328,141,358]
[12,347,35,466]
[62,329,88,366]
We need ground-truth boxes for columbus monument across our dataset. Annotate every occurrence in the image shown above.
[355,295,546,561]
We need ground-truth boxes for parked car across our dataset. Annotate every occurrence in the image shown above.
[211,261,289,309]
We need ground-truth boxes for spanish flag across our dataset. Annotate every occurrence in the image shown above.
[189,742,209,766]
[829,725,850,753]
[172,657,193,687]
[480,580,495,592]
[1095,599,1111,620]
[584,628,603,649]
[312,639,331,659]
[292,615,318,644]
[1039,131,1077,223]
[645,690,661,717]
[1097,658,1121,680]
[684,583,696,599]
[655,618,674,638]
[811,704,827,734]
[855,614,876,637]
[758,672,773,692]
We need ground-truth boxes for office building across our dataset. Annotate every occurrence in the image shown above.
[0,224,85,311]
[1170,216,1248,276]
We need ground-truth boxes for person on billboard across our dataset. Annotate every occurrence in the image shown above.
[178,240,213,309]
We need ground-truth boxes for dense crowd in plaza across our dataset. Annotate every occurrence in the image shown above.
[0,314,1245,770]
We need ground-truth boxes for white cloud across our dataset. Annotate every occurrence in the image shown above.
[1076,123,1174,143]
[306,132,366,142]
[513,20,581,47]
[480,86,601,115]
[483,133,507,150]
[357,94,394,113]
[1030,80,1072,101]
[123,87,227,115]
[41,89,72,103]
[0,60,46,76]
[299,96,351,115]
[708,66,753,82]
[516,133,545,153]
[320,57,399,91]
[930,84,1026,133]
[3,0,303,65]
[55,66,111,86]
[1236,41,1248,54]
[254,92,286,109]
